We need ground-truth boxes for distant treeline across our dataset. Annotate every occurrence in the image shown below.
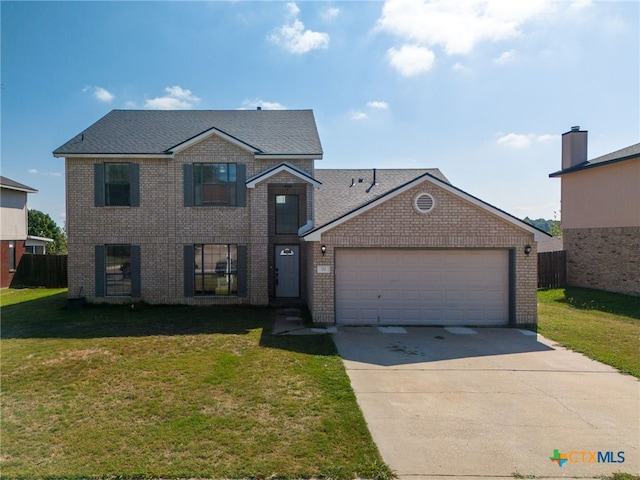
[523,217,562,236]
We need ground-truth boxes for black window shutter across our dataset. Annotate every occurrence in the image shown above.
[183,164,194,207]
[237,245,248,297]
[131,245,141,297]
[236,163,246,207]
[94,164,105,207]
[95,245,105,297]
[184,244,195,297]
[130,163,140,207]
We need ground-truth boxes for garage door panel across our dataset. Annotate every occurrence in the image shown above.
[336,249,509,326]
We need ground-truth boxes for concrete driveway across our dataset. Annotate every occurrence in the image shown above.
[332,326,639,479]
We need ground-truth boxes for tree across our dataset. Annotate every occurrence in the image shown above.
[28,209,67,254]
[523,215,562,237]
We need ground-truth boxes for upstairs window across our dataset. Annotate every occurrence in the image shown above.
[94,163,139,207]
[184,163,246,208]
[105,163,131,206]
[194,163,237,206]
[275,194,299,234]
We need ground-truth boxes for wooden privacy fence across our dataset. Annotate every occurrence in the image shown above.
[11,254,68,288]
[538,250,566,289]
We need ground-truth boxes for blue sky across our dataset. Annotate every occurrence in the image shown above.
[2,0,638,225]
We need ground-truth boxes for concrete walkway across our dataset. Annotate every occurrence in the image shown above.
[332,326,639,479]
[272,307,336,335]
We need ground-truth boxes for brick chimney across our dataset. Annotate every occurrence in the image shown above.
[562,126,588,171]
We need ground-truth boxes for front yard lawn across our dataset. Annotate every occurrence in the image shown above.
[538,287,640,378]
[0,288,392,479]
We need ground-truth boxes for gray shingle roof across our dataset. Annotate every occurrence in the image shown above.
[314,168,448,227]
[550,141,640,177]
[0,176,37,193]
[53,109,323,156]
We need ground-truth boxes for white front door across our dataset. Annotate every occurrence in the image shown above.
[275,245,299,297]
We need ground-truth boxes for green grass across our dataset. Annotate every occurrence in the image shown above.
[1,288,393,480]
[538,287,640,378]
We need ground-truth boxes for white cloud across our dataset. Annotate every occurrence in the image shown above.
[351,111,368,121]
[144,86,200,110]
[570,0,592,12]
[367,100,389,110]
[268,3,329,54]
[497,133,533,148]
[496,132,559,148]
[536,134,559,143]
[377,0,553,74]
[286,2,300,17]
[240,99,287,110]
[83,86,115,103]
[387,44,435,76]
[452,62,470,72]
[494,49,515,64]
[28,168,62,177]
[323,7,340,20]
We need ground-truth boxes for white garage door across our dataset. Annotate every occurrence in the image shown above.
[335,249,509,326]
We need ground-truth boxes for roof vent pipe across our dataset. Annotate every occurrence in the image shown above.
[257,106,262,110]
[366,168,378,193]
[562,126,588,171]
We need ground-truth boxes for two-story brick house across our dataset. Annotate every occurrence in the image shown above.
[54,109,548,327]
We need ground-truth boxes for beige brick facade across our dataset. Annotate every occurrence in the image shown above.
[66,127,539,327]
[564,227,640,296]
[305,181,538,326]
[66,133,312,305]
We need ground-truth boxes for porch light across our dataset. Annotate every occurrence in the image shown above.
[524,245,532,256]
[321,245,327,256]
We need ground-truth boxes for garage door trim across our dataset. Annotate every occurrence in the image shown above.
[334,247,515,326]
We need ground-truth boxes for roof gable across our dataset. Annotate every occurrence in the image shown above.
[313,169,449,227]
[246,163,322,188]
[53,109,323,158]
[305,170,549,242]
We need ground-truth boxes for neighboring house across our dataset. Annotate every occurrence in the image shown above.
[54,109,548,327]
[25,235,55,254]
[0,176,42,288]
[550,128,640,296]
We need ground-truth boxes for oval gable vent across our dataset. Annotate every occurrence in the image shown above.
[414,193,435,214]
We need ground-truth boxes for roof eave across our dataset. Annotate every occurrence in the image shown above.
[255,153,323,160]
[1,185,38,194]
[303,172,551,242]
[53,153,174,159]
[549,153,640,177]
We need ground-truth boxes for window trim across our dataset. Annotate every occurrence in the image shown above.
[95,163,139,207]
[275,194,300,235]
[96,244,141,298]
[193,163,237,207]
[184,163,246,208]
[193,244,238,296]
[8,242,16,271]
[184,244,247,298]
